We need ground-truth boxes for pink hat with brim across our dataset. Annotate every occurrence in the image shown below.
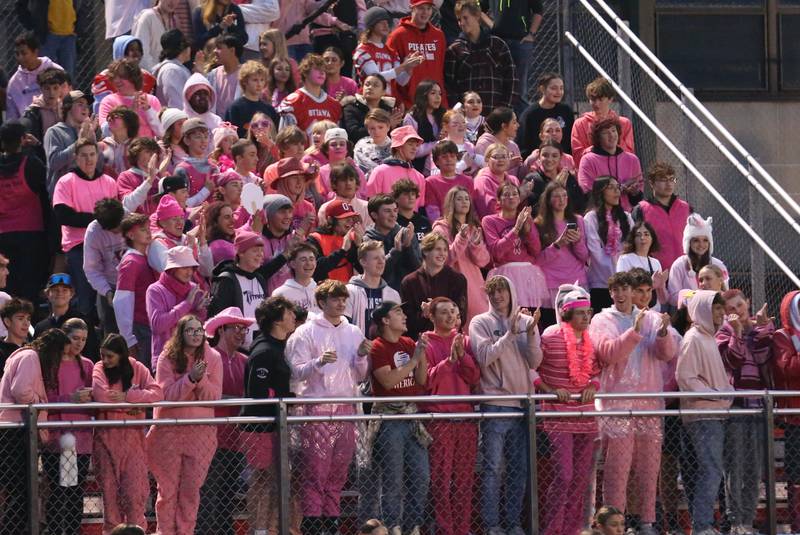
[156,195,185,222]
[234,230,264,255]
[164,245,199,270]
[390,125,423,149]
[204,306,255,337]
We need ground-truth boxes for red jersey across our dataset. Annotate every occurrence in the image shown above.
[386,18,448,110]
[353,42,401,95]
[370,336,425,397]
[278,88,342,136]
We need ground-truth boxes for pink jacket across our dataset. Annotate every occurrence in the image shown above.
[571,110,635,168]
[145,277,207,369]
[423,330,480,413]
[153,344,223,420]
[481,213,541,267]
[45,357,95,454]
[590,306,678,411]
[534,217,589,290]
[472,168,519,220]
[635,197,692,272]
[474,133,525,178]
[0,349,48,426]
[366,161,426,210]
[577,148,642,212]
[431,220,490,328]
[92,358,163,420]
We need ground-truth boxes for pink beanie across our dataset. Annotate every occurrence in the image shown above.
[234,230,264,254]
[156,195,185,222]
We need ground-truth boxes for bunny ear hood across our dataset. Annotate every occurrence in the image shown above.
[554,281,591,324]
[683,213,714,255]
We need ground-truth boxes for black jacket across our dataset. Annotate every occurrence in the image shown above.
[340,94,395,142]
[240,333,294,431]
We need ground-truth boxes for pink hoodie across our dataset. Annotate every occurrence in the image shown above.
[481,213,541,267]
[0,349,48,426]
[366,161,426,210]
[145,275,207,369]
[472,168,519,219]
[153,344,223,420]
[431,220,490,328]
[92,358,164,418]
[45,357,95,454]
[571,110,635,168]
[534,217,590,290]
[577,148,642,212]
[423,330,480,413]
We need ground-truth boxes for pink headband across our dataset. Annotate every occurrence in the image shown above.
[562,299,591,311]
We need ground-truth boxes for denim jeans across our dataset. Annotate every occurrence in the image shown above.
[66,245,96,318]
[504,39,535,115]
[41,34,77,78]
[480,404,528,530]
[724,414,764,526]
[373,420,430,530]
[685,419,725,531]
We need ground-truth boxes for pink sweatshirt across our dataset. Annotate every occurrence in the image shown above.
[472,168,519,219]
[98,92,163,138]
[423,330,481,413]
[431,220,490,328]
[366,161,426,210]
[214,347,247,451]
[534,217,590,290]
[45,357,95,454]
[0,349,48,427]
[317,158,368,200]
[91,358,163,420]
[424,173,473,221]
[577,148,642,212]
[153,344,223,420]
[571,110,635,168]
[145,276,207,369]
[481,213,541,267]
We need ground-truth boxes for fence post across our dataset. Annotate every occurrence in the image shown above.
[763,394,777,535]
[277,400,291,535]
[26,406,40,535]
[526,396,539,535]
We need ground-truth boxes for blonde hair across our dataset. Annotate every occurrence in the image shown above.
[239,60,269,90]
[357,240,384,261]
[420,232,448,254]
[484,142,510,161]
[304,120,338,155]
[259,29,291,62]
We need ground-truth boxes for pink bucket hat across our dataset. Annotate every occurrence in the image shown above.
[164,245,199,270]
[234,230,264,255]
[156,195,185,222]
[204,306,255,337]
[390,125,423,149]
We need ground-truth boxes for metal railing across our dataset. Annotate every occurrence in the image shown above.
[3,390,799,534]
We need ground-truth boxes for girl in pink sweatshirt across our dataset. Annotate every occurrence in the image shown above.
[0,330,69,532]
[537,284,600,535]
[472,143,521,219]
[41,318,95,535]
[146,315,223,535]
[98,59,163,138]
[423,297,481,535]
[431,186,490,329]
[92,334,163,534]
[482,182,549,309]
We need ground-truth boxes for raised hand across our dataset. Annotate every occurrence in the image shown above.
[754,303,775,326]
[652,269,669,290]
[634,306,649,333]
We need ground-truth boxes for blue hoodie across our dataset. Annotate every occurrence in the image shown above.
[92,36,143,114]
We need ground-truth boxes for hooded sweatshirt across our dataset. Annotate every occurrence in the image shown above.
[366,158,427,210]
[6,56,62,120]
[386,17,448,110]
[154,59,192,109]
[0,348,49,428]
[468,275,542,407]
[675,289,733,420]
[423,329,481,412]
[772,291,800,423]
[590,305,677,411]
[472,167,519,219]
[577,146,643,212]
[717,311,774,407]
[273,278,321,316]
[345,274,401,336]
[131,10,169,72]
[91,36,157,115]
[91,358,163,421]
[98,79,163,139]
[182,73,222,131]
[571,110,635,168]
[286,314,368,398]
[667,255,729,306]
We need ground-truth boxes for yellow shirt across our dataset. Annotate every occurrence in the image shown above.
[48,0,77,36]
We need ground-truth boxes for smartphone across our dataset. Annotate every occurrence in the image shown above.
[566,222,578,231]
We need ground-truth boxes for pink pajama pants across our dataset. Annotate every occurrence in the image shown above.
[541,431,597,535]
[146,424,217,535]
[94,428,150,534]
[298,405,357,517]
[602,432,663,523]
[428,421,477,535]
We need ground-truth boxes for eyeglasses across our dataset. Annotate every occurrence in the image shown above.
[185,328,205,336]
[251,121,271,129]
[654,177,677,183]
[490,154,509,161]
[225,324,248,333]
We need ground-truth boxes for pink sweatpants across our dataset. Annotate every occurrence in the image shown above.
[298,405,356,517]
[428,421,477,535]
[146,425,217,535]
[602,432,663,523]
[541,431,597,535]
[94,428,150,534]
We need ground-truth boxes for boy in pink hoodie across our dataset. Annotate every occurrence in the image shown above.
[588,272,677,534]
[92,334,163,534]
[423,297,481,535]
[146,315,223,535]
[367,125,426,209]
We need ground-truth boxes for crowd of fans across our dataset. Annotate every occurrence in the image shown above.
[0,1,797,535]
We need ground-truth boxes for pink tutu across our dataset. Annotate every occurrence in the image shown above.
[241,431,276,470]
[487,261,550,308]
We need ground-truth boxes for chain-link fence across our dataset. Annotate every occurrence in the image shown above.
[561,0,800,314]
[2,392,797,535]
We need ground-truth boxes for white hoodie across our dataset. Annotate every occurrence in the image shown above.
[182,73,222,131]
[273,278,321,315]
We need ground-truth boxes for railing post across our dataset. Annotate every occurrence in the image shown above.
[763,394,777,535]
[526,396,539,535]
[26,406,40,535]
[277,400,291,535]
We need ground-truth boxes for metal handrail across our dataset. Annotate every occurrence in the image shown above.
[564,30,800,288]
[587,0,800,222]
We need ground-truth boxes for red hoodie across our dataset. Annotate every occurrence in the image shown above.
[422,329,480,412]
[386,17,448,110]
[772,290,800,423]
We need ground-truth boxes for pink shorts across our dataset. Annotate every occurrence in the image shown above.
[488,262,550,308]
[241,431,276,470]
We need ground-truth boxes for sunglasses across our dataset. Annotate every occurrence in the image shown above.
[251,121,271,130]
[47,273,72,287]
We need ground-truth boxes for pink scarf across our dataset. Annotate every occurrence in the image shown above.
[159,271,192,301]
[604,209,622,256]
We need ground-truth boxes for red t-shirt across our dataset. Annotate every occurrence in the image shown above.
[278,88,342,135]
[370,336,424,397]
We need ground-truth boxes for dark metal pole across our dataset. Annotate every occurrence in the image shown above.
[26,407,40,535]
[763,394,777,535]
[527,397,540,535]
[277,401,291,535]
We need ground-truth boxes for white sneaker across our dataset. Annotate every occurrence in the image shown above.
[487,528,507,535]
[390,527,402,535]
[407,527,422,535]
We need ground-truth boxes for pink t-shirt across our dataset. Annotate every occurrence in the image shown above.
[116,250,157,326]
[52,172,118,252]
[326,76,359,99]
[98,93,162,138]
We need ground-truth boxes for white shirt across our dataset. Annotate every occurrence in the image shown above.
[615,253,663,275]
